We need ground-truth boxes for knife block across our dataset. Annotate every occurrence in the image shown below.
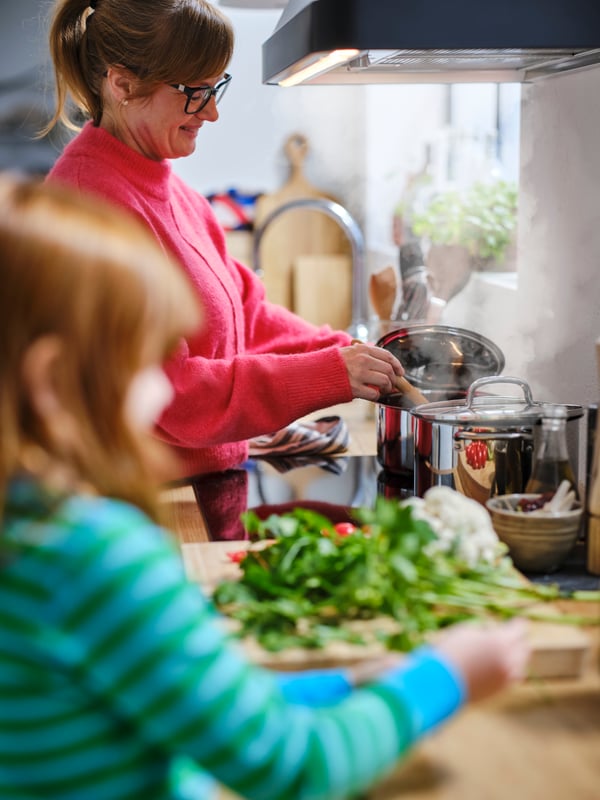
[587,443,600,573]
[587,517,600,574]
[586,339,600,574]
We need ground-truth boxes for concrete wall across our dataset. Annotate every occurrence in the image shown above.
[444,66,600,408]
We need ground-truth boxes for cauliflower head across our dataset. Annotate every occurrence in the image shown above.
[404,486,507,567]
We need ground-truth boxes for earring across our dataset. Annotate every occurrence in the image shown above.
[121,98,129,107]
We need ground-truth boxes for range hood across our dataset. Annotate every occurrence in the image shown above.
[262,0,600,85]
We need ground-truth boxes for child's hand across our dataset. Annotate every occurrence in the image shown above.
[435,618,530,703]
[347,655,405,686]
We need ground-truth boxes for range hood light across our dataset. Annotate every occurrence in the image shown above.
[262,0,600,85]
[277,49,360,86]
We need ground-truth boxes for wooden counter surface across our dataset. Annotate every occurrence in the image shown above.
[369,596,599,800]
[164,401,599,797]
[181,542,599,800]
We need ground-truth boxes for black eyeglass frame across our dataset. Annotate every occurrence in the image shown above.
[169,73,232,115]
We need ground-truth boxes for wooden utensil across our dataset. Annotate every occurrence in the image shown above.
[254,133,351,311]
[368,266,398,322]
[393,374,429,407]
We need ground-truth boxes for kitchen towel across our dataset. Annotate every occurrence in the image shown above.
[248,416,349,460]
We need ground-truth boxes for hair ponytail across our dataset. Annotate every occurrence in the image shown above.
[42,0,104,134]
[42,0,234,135]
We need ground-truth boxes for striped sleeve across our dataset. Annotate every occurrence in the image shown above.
[28,496,464,799]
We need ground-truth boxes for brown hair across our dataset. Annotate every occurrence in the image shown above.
[44,0,234,131]
[0,173,202,520]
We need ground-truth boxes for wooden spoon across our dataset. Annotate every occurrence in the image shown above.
[393,375,429,407]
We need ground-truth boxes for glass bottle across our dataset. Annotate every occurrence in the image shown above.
[525,405,578,496]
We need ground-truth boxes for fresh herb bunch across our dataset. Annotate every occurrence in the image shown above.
[212,498,596,654]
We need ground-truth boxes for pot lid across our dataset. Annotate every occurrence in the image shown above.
[377,323,505,391]
[411,376,584,425]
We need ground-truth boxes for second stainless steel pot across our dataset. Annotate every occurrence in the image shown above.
[411,377,584,504]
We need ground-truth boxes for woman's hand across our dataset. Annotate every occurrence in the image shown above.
[340,342,404,401]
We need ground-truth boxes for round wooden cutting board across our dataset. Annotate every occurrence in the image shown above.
[254,133,352,324]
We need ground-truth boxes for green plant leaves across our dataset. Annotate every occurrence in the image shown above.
[411,180,518,264]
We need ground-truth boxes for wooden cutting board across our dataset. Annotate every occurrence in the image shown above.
[254,133,351,312]
[293,254,352,329]
[181,541,592,679]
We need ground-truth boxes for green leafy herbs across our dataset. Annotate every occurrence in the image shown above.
[212,498,598,654]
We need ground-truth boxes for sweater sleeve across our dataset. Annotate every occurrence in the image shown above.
[48,499,466,800]
[274,669,353,706]
[159,333,353,450]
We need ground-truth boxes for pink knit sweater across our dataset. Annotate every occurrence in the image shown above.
[48,123,353,478]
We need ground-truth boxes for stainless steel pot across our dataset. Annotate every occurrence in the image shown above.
[376,323,506,392]
[376,389,464,475]
[375,323,505,475]
[411,377,584,504]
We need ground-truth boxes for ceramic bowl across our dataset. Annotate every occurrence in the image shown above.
[485,493,583,573]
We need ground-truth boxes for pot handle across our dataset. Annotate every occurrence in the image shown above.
[465,376,534,408]
[455,430,533,442]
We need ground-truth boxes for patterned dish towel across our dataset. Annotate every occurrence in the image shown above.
[252,454,350,476]
[248,416,349,460]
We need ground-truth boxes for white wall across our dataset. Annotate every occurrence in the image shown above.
[362,83,446,268]
[515,66,600,406]
[175,7,455,286]
[173,7,366,218]
[444,66,600,408]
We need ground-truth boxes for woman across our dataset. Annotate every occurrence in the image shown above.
[44,0,404,480]
[0,172,529,800]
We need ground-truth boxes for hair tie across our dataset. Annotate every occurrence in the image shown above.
[90,0,97,9]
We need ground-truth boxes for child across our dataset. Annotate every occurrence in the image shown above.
[0,174,529,800]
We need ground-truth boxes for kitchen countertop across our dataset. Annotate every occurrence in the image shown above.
[182,540,599,800]
[161,400,599,800]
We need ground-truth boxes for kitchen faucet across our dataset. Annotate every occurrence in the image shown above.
[252,197,370,340]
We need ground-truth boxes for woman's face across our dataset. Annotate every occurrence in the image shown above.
[117,73,225,161]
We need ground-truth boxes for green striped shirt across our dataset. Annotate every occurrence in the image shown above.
[0,479,464,799]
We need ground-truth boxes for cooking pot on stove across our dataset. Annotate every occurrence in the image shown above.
[375,324,505,475]
[411,376,584,504]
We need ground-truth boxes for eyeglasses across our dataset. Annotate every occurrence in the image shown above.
[169,73,232,115]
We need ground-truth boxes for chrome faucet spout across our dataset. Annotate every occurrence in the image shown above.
[252,197,369,333]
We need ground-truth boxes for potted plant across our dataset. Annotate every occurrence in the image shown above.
[411,179,518,272]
